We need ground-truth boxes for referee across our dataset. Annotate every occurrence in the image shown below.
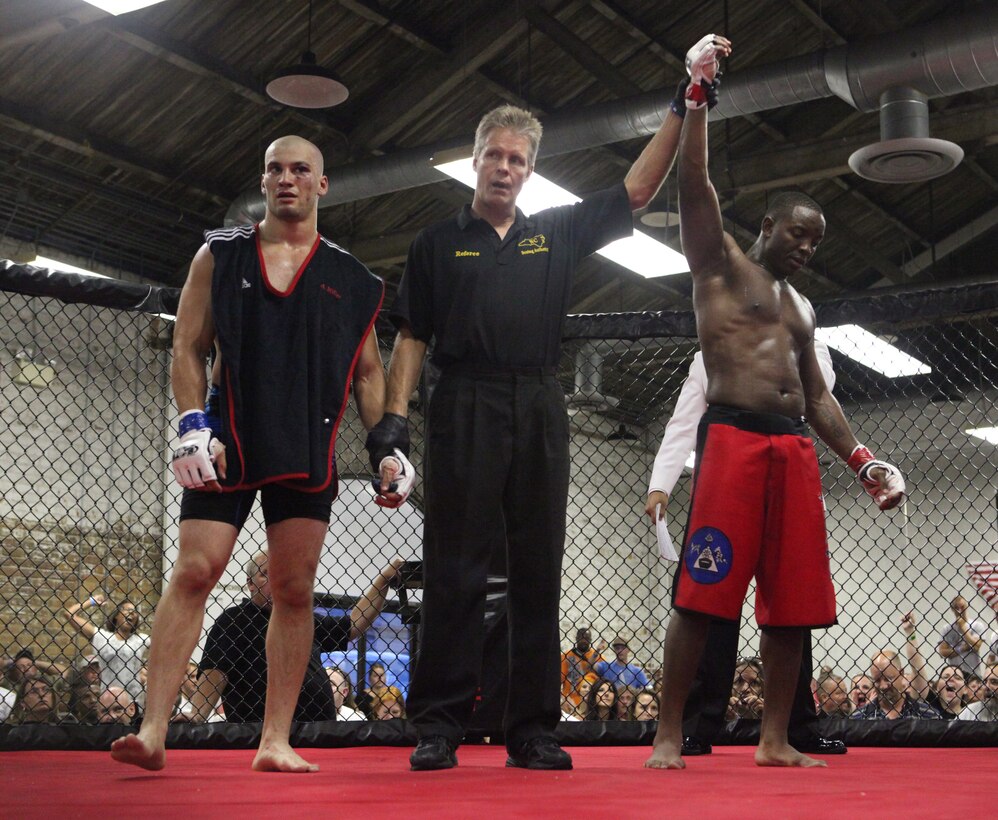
[368,87,702,771]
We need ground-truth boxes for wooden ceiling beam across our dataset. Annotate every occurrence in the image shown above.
[105,18,352,146]
[0,98,233,207]
[336,0,446,56]
[525,7,643,99]
[346,0,552,151]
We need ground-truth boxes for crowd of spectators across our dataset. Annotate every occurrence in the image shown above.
[552,607,998,726]
[5,587,997,729]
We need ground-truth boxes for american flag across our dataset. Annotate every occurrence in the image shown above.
[966,562,998,608]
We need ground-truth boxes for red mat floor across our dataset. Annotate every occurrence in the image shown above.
[3,745,996,819]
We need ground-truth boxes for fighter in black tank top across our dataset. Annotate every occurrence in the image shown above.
[206,223,383,492]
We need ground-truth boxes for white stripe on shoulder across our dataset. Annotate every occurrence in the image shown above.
[205,225,255,243]
[319,236,352,254]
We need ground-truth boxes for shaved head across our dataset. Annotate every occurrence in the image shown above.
[260,135,328,224]
[265,135,324,176]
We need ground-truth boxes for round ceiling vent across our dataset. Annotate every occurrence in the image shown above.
[848,137,964,183]
[639,210,680,228]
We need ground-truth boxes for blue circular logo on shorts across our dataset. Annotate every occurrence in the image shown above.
[685,527,733,585]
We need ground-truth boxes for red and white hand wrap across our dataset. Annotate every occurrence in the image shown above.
[374,448,416,509]
[685,34,722,109]
[847,445,906,510]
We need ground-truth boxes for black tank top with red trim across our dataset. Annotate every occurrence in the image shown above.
[206,224,383,492]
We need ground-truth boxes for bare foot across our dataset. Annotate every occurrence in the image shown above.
[755,743,827,768]
[252,743,319,773]
[644,739,686,769]
[110,733,166,771]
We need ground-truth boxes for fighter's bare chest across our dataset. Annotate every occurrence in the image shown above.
[259,245,315,292]
[730,279,811,338]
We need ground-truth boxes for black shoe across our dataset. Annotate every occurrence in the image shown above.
[506,737,573,770]
[795,736,847,755]
[410,736,458,771]
[681,736,712,756]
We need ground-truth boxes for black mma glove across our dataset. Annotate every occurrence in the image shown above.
[365,412,410,472]
[670,76,720,118]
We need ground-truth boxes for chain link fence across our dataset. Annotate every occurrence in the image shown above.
[1,263,996,746]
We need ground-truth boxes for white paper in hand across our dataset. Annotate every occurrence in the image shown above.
[655,503,679,562]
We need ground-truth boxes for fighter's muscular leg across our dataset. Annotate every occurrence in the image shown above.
[251,518,325,773]
[646,610,711,769]
[111,520,238,770]
[756,627,826,768]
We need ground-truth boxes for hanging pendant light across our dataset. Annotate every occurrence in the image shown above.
[265,0,348,109]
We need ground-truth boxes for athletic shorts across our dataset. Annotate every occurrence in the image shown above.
[179,481,336,529]
[672,405,837,628]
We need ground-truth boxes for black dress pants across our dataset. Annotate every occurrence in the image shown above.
[406,366,568,750]
[682,618,820,743]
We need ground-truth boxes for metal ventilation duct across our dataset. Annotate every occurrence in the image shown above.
[225,7,998,224]
[565,343,618,414]
[848,87,964,183]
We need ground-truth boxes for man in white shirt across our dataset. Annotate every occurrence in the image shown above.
[645,342,845,755]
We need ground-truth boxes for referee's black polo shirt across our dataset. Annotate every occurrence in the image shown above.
[390,182,632,368]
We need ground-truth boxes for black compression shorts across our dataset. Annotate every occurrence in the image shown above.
[179,481,336,529]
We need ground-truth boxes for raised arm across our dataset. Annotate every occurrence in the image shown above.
[677,36,731,277]
[65,594,106,641]
[350,559,404,639]
[901,612,931,700]
[623,108,682,210]
[183,668,227,724]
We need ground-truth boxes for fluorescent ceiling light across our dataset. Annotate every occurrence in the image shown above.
[434,158,689,278]
[966,427,998,445]
[33,255,175,321]
[814,324,931,378]
[81,0,169,14]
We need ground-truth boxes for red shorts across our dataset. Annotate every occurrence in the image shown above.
[672,405,837,628]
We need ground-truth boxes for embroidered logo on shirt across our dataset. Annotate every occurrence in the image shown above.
[685,527,732,584]
[320,283,341,299]
[241,278,252,289]
[455,250,480,257]
[518,234,549,255]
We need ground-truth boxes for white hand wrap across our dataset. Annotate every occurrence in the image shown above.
[848,445,906,509]
[685,34,721,84]
[171,428,221,489]
[374,448,415,509]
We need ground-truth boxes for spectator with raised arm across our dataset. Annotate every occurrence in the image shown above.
[900,611,931,700]
[937,595,990,677]
[186,552,403,726]
[66,595,149,706]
